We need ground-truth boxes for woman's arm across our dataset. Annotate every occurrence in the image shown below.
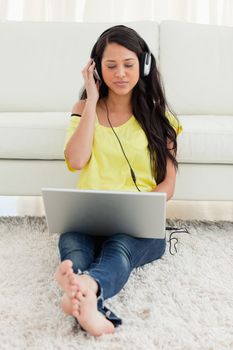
[64,99,97,170]
[64,59,100,170]
[152,158,176,200]
[152,141,177,200]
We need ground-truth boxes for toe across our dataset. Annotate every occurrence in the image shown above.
[71,296,79,305]
[60,260,73,274]
[76,291,85,301]
[67,268,73,276]
[70,285,78,292]
[74,302,80,311]
[69,275,78,286]
[69,291,76,298]
[73,310,80,318]
[65,259,73,268]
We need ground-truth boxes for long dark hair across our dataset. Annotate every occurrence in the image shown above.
[80,25,179,184]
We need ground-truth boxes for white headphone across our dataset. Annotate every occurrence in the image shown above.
[141,51,152,77]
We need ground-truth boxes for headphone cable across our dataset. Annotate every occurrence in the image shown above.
[103,99,141,192]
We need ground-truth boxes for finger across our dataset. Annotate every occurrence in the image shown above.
[87,61,96,78]
[85,58,93,69]
[83,58,95,73]
[81,59,93,78]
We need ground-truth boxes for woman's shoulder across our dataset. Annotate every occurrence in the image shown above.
[71,100,86,116]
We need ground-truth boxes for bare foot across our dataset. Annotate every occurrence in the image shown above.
[72,289,115,337]
[60,273,98,316]
[54,260,77,297]
[56,265,114,336]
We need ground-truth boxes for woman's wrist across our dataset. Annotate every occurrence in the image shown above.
[81,99,97,121]
[85,98,98,108]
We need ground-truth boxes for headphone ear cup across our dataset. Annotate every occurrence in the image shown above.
[140,52,151,77]
[93,56,102,81]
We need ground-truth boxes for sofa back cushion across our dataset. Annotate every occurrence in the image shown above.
[160,20,233,115]
[0,21,159,112]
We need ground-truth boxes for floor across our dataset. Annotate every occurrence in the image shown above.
[0,196,232,221]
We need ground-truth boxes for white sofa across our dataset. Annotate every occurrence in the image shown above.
[0,21,232,200]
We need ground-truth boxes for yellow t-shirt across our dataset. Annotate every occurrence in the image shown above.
[64,112,182,191]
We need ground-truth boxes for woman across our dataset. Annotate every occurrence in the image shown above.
[55,25,182,336]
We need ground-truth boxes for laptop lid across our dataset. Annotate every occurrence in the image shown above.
[42,188,166,239]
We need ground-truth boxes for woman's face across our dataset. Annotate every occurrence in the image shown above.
[101,43,140,96]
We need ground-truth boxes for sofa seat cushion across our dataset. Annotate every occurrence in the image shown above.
[0,112,67,159]
[178,115,233,164]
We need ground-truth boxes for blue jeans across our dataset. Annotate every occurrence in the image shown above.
[58,232,166,326]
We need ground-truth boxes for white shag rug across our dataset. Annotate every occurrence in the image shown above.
[0,216,233,350]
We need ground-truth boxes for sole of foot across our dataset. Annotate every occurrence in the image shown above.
[72,289,115,337]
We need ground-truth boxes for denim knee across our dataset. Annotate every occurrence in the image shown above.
[58,232,95,273]
[105,233,134,268]
[108,234,166,268]
[58,232,76,259]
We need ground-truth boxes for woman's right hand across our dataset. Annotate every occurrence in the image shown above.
[81,59,100,104]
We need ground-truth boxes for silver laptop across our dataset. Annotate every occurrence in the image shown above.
[42,188,166,239]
